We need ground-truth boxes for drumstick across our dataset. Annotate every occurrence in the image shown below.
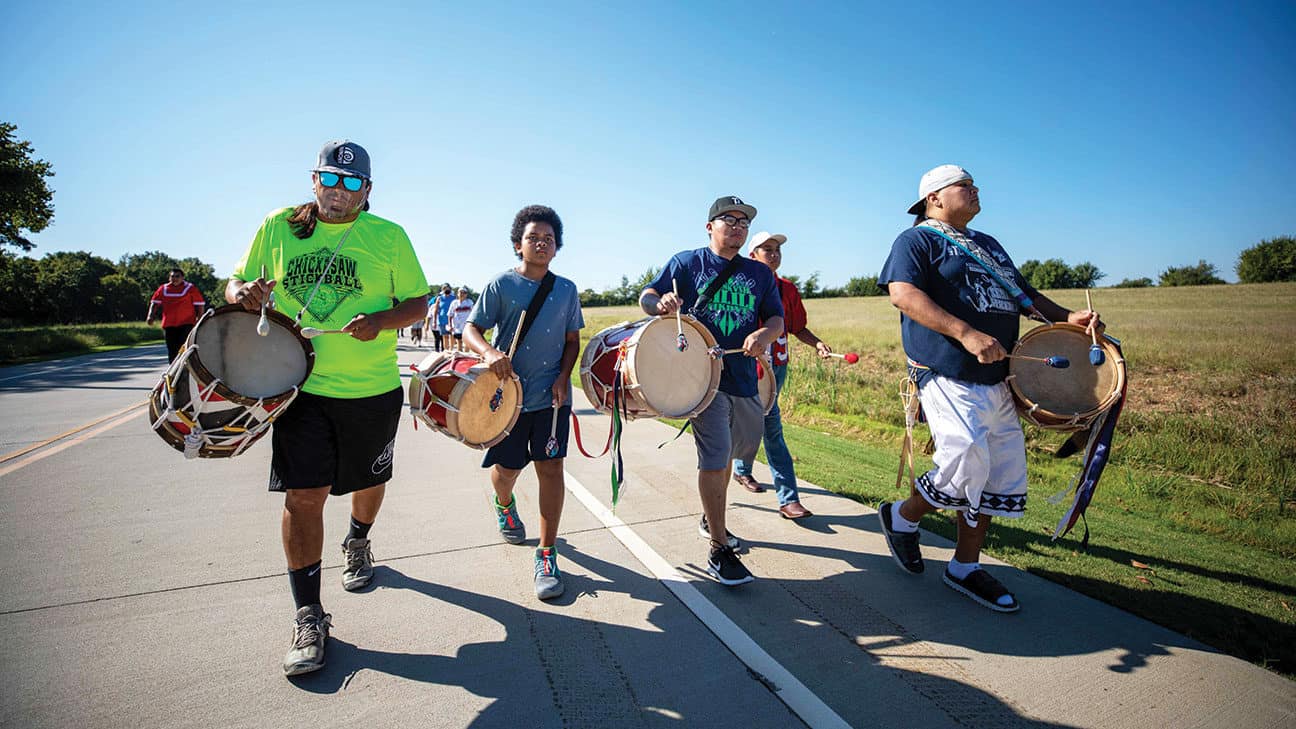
[1009,354,1070,369]
[299,327,348,339]
[489,312,527,412]
[545,406,560,457]
[673,279,687,352]
[256,265,270,337]
[826,352,860,364]
[1085,289,1105,366]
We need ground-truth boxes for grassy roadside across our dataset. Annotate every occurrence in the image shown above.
[576,284,1296,675]
[0,323,163,366]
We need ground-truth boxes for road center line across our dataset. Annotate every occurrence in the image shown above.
[563,470,851,729]
[0,406,148,478]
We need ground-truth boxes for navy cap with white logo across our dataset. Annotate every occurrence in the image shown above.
[313,140,371,180]
[708,195,757,222]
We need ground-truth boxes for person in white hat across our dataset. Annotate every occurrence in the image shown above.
[876,165,1102,612]
[731,231,833,519]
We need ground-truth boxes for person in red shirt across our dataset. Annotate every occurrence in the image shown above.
[147,268,206,362]
[732,232,833,519]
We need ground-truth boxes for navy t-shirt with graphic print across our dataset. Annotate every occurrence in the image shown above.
[647,248,783,398]
[878,226,1039,387]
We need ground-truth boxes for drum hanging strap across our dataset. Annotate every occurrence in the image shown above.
[918,223,1052,324]
[510,271,555,352]
[569,410,612,458]
[689,254,745,317]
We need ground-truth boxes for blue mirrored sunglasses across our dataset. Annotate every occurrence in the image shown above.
[318,171,365,192]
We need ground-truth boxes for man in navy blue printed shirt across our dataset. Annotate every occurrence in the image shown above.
[641,196,784,586]
[877,165,1102,612]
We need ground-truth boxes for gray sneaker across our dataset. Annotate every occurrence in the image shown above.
[495,497,526,545]
[534,547,565,600]
[282,604,331,677]
[341,538,374,591]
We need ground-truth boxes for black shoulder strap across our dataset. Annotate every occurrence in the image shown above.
[514,271,556,350]
[690,254,744,316]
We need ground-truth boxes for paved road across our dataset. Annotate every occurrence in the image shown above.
[0,344,1292,728]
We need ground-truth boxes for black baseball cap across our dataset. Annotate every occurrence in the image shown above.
[313,140,371,180]
[708,195,757,222]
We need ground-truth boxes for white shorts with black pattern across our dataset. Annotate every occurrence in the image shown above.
[915,374,1028,521]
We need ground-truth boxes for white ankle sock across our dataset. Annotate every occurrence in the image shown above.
[948,560,1014,605]
[890,502,920,533]
[947,558,979,580]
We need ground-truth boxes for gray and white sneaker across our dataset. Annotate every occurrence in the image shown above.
[698,514,740,549]
[341,538,374,591]
[534,547,565,600]
[282,604,332,677]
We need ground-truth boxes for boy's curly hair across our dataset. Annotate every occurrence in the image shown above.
[510,205,563,260]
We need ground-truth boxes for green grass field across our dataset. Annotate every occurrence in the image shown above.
[0,322,163,365]
[577,283,1296,675]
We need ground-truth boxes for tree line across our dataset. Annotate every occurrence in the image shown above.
[4,122,1294,325]
[0,249,226,325]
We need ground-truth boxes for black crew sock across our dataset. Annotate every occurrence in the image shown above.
[288,561,323,609]
[346,516,373,545]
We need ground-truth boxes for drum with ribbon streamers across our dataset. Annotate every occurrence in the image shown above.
[1008,322,1125,431]
[408,351,522,449]
[149,305,314,458]
[580,315,721,420]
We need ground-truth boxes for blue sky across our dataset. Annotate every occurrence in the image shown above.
[4,1,1294,291]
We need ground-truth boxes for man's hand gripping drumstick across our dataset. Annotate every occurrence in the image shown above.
[227,273,277,313]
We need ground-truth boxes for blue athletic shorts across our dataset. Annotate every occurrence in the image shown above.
[482,405,571,470]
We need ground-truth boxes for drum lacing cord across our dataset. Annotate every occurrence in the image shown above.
[154,344,297,459]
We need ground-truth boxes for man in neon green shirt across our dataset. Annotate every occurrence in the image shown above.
[227,140,428,677]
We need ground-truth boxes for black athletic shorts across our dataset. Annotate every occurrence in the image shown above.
[269,387,403,496]
[482,405,571,470]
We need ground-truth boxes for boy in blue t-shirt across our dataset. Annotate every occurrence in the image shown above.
[877,165,1102,613]
[464,205,584,600]
[641,196,784,587]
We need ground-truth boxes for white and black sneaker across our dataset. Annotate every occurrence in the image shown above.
[878,502,924,574]
[707,541,754,586]
[943,568,1020,613]
[698,514,740,549]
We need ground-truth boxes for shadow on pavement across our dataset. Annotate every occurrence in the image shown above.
[289,543,1079,727]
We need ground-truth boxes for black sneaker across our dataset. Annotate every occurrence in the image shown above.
[282,604,332,676]
[943,568,1020,612]
[698,514,740,549]
[877,502,924,574]
[707,541,754,586]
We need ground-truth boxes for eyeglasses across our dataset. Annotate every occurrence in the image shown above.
[317,172,365,192]
[711,214,750,229]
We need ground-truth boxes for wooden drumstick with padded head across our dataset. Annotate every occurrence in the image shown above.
[673,279,687,352]
[1086,289,1105,366]
[490,311,527,412]
[256,265,270,337]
